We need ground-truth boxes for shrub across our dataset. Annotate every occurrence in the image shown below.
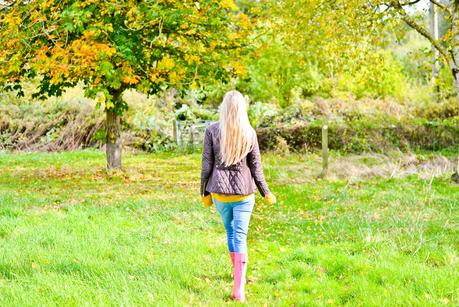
[248,101,280,128]
[413,98,459,119]
[256,117,458,153]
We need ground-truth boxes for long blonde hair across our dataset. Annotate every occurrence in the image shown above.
[219,90,255,167]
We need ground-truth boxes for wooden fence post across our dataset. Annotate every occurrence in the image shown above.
[189,124,194,149]
[179,121,184,148]
[320,125,329,178]
[173,120,178,145]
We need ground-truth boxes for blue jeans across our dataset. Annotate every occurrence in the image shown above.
[213,195,255,254]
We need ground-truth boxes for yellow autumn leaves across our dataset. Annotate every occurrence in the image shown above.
[220,0,238,11]
[31,30,117,86]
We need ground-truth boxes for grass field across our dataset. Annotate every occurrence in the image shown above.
[0,149,458,306]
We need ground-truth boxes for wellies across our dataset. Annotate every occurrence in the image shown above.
[231,253,247,302]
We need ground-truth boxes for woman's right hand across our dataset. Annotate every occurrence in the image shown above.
[202,194,213,208]
[264,193,276,205]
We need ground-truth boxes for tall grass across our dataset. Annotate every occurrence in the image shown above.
[0,150,457,305]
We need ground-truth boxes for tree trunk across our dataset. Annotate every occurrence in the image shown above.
[451,3,459,103]
[452,67,459,101]
[430,2,440,97]
[106,109,122,170]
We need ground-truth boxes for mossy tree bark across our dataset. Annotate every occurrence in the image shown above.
[106,110,121,170]
[450,3,459,102]
[106,90,123,170]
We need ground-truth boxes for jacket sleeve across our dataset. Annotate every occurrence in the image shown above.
[200,127,214,196]
[247,132,270,197]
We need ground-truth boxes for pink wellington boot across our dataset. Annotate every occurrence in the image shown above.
[230,252,236,267]
[231,253,247,302]
[230,252,247,283]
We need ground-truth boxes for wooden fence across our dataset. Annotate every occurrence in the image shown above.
[174,120,332,178]
[173,120,214,148]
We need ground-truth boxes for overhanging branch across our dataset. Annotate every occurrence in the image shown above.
[391,0,450,62]
[400,0,422,5]
[430,0,452,15]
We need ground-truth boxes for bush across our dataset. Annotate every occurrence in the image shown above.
[0,87,215,153]
[413,98,459,119]
[257,117,459,153]
[255,97,458,153]
[0,95,104,151]
[1,83,457,154]
[247,101,280,128]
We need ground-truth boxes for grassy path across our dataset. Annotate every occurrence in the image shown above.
[0,150,458,305]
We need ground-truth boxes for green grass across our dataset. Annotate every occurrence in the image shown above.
[0,150,458,306]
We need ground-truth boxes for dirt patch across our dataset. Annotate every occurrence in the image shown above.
[327,154,458,181]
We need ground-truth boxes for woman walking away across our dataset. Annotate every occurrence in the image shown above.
[200,90,276,302]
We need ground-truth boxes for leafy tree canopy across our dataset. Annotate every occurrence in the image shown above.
[0,0,252,113]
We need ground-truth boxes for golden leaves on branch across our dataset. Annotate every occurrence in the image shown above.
[0,0,252,100]
[31,29,117,85]
[168,70,184,84]
[121,75,140,85]
[30,10,47,23]
[149,56,185,86]
[2,14,22,29]
[230,61,246,77]
[220,0,238,10]
[158,56,175,70]
[236,12,251,29]
[5,38,19,50]
[71,39,115,64]
[79,0,99,8]
[121,65,140,85]
[39,0,54,10]
[184,54,201,65]
[149,72,165,84]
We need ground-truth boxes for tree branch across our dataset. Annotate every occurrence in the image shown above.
[400,0,422,5]
[430,0,452,15]
[391,0,450,62]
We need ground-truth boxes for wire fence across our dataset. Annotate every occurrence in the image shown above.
[173,120,214,148]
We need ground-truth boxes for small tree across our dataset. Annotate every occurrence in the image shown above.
[383,0,459,100]
[0,0,251,169]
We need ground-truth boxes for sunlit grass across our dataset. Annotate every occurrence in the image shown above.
[0,150,458,305]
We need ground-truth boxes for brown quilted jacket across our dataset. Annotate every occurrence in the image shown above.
[200,122,271,197]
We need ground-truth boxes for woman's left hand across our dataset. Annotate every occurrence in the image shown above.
[264,193,277,205]
[202,194,213,208]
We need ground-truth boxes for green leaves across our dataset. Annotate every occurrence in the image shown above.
[61,3,94,34]
[98,61,115,77]
[237,0,406,104]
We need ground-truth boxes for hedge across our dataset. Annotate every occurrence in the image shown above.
[257,117,459,153]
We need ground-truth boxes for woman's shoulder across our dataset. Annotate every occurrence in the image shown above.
[206,122,219,134]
